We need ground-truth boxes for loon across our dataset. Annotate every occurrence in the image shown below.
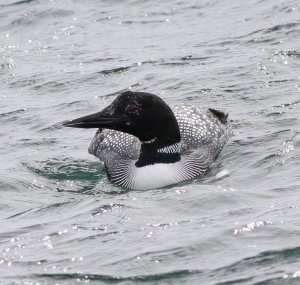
[64,91,232,190]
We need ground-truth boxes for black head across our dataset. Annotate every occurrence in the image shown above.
[64,91,181,148]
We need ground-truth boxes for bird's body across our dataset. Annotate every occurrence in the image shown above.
[64,91,232,190]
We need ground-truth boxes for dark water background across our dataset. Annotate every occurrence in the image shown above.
[1,0,300,284]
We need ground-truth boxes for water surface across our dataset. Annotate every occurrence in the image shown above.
[1,0,300,284]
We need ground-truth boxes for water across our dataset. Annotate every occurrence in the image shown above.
[1,0,300,284]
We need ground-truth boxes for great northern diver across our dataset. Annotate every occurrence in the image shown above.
[64,91,232,190]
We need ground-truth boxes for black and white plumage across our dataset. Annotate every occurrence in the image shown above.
[64,91,232,190]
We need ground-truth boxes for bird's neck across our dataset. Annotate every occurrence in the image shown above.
[135,138,181,167]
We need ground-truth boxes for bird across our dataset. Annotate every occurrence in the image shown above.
[64,91,232,190]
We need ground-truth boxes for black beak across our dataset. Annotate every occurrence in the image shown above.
[63,109,124,129]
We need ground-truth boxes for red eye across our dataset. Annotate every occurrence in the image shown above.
[126,105,137,113]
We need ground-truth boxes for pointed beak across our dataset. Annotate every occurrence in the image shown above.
[63,110,124,129]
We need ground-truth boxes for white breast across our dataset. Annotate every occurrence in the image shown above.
[132,162,184,190]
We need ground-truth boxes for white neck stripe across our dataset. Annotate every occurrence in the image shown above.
[157,142,181,154]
